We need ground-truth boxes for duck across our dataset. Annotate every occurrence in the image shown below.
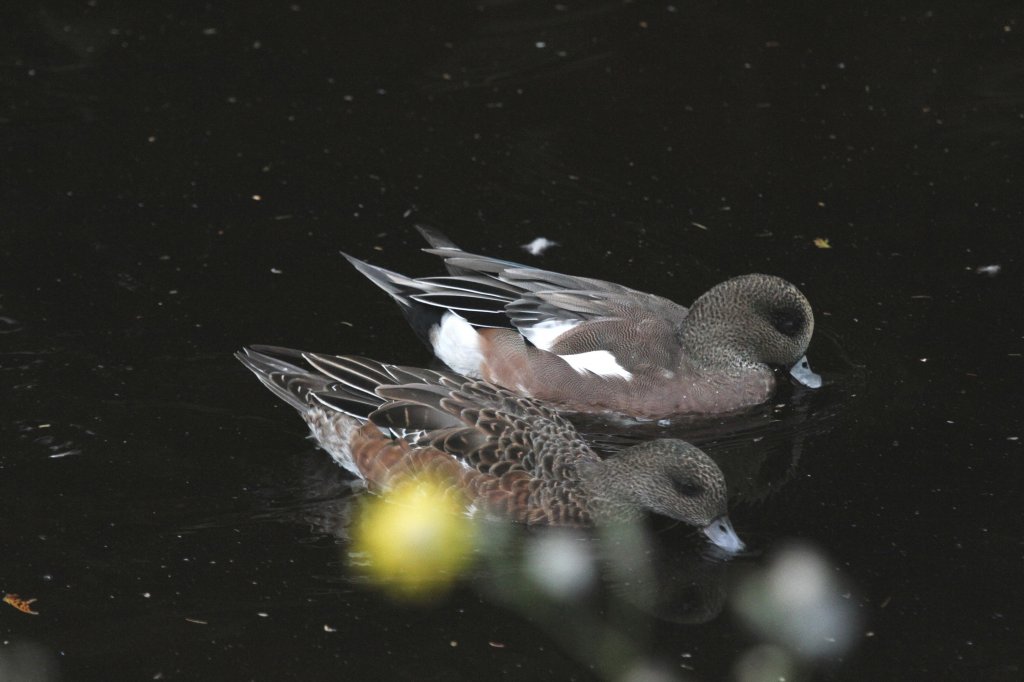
[236,345,745,552]
[343,226,821,420]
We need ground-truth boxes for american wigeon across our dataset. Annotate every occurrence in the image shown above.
[236,345,744,552]
[343,227,821,419]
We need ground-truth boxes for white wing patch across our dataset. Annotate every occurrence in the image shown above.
[558,350,633,380]
[430,312,484,377]
[521,319,580,351]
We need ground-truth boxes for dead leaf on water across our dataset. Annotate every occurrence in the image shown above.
[813,237,832,249]
[3,593,39,615]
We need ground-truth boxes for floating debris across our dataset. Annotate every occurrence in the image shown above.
[3,593,39,615]
[813,237,831,249]
[975,264,1001,277]
[521,237,558,256]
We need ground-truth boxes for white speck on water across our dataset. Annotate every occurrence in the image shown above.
[521,237,558,256]
[270,268,283,274]
[975,264,1001,276]
[535,41,547,49]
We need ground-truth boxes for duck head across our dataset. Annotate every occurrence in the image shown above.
[684,274,820,389]
[581,439,745,553]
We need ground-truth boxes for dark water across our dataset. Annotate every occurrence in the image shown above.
[3,1,1022,680]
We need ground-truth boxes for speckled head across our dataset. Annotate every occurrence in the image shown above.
[581,439,743,552]
[683,273,814,371]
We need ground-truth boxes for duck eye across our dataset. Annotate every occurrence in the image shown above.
[769,307,804,337]
[672,478,703,497]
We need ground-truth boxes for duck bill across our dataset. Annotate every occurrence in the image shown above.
[702,515,745,553]
[789,354,822,388]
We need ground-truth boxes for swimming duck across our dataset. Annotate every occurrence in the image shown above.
[344,227,821,420]
[236,345,745,552]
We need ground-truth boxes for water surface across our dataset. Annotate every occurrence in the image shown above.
[2,2,1022,680]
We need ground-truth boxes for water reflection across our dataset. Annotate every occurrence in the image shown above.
[577,327,864,507]
[289,451,731,628]
[0,316,23,334]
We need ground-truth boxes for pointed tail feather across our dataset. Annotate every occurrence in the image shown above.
[238,347,393,422]
[341,253,420,306]
[414,224,461,250]
[235,347,331,412]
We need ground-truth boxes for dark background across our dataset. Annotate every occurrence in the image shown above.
[2,1,1022,680]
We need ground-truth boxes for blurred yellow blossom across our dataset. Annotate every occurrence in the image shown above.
[352,477,476,599]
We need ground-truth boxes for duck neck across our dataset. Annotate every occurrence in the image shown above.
[577,456,647,522]
[678,293,757,373]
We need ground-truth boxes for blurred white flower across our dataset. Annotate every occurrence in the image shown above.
[733,543,858,658]
[525,531,596,599]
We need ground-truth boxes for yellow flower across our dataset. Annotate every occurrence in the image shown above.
[352,477,476,599]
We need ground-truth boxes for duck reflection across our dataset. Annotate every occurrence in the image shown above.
[291,454,731,625]
[578,328,863,504]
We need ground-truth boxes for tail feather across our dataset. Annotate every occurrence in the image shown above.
[238,347,394,422]
[414,224,460,250]
[235,347,331,412]
[415,225,529,277]
[340,253,419,305]
[346,232,527,338]
[342,253,449,343]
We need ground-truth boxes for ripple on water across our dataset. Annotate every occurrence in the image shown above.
[0,316,24,334]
